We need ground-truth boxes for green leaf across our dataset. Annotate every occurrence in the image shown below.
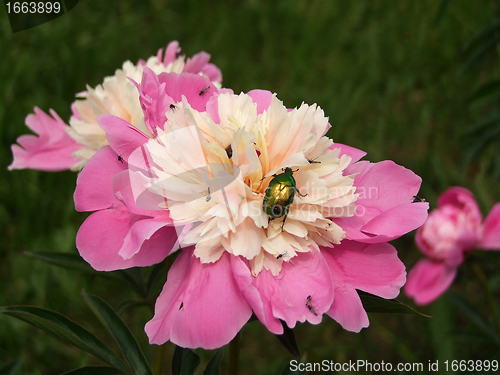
[172,346,201,375]
[24,251,95,273]
[203,349,223,375]
[0,306,129,373]
[275,320,301,358]
[463,19,500,69]
[24,252,148,297]
[358,291,432,317]
[467,80,500,108]
[0,359,23,375]
[446,293,500,347]
[433,0,451,26]
[146,261,167,297]
[120,268,147,298]
[115,300,151,314]
[82,292,152,375]
[61,366,126,375]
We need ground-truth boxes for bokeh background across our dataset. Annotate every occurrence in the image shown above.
[1,0,500,374]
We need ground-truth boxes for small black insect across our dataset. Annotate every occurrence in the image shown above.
[179,302,183,310]
[118,155,124,163]
[305,295,317,316]
[199,86,210,96]
[206,187,211,202]
[225,145,233,159]
[276,251,287,260]
[307,157,321,164]
[169,104,177,110]
[412,195,426,203]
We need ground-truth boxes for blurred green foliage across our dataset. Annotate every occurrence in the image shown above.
[1,0,500,374]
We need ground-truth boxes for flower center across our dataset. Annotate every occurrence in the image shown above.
[141,93,358,275]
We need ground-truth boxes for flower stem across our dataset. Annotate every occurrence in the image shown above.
[227,332,240,375]
[152,345,166,375]
[152,253,176,375]
[471,263,500,338]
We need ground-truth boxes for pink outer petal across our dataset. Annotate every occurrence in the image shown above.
[145,249,252,349]
[184,52,211,74]
[205,88,234,124]
[321,241,406,332]
[118,218,176,260]
[71,103,81,121]
[405,259,457,306]
[230,256,283,334]
[183,52,222,84]
[436,187,483,252]
[157,72,218,112]
[415,223,465,267]
[131,67,175,133]
[247,90,273,114]
[74,146,126,212]
[333,160,428,243]
[75,207,173,271]
[163,41,181,65]
[480,203,500,249]
[249,250,334,331]
[331,143,367,165]
[97,114,149,160]
[438,187,481,217]
[9,108,81,171]
[112,170,170,217]
[201,64,222,85]
[359,202,430,243]
[327,288,369,333]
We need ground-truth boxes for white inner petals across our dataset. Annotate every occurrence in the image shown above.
[66,55,204,170]
[143,93,357,276]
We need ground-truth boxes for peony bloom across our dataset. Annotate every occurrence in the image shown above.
[405,187,500,305]
[8,108,81,171]
[9,41,222,172]
[74,71,428,349]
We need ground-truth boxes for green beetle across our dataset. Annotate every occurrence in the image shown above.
[262,167,307,230]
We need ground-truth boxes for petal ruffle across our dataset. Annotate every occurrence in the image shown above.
[480,203,500,249]
[9,108,81,171]
[332,143,367,165]
[249,249,334,330]
[247,89,273,115]
[74,146,126,212]
[131,67,174,134]
[333,160,428,242]
[145,249,252,349]
[326,288,369,333]
[97,114,149,161]
[158,72,218,112]
[322,241,406,332]
[76,208,175,271]
[405,259,457,305]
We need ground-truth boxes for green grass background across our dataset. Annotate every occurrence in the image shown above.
[1,0,500,374]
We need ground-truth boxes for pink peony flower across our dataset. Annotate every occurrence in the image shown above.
[8,108,80,171]
[405,187,500,305]
[74,71,218,271]
[9,41,222,172]
[74,72,428,349]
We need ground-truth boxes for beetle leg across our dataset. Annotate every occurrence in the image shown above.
[280,214,287,232]
[295,187,308,197]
